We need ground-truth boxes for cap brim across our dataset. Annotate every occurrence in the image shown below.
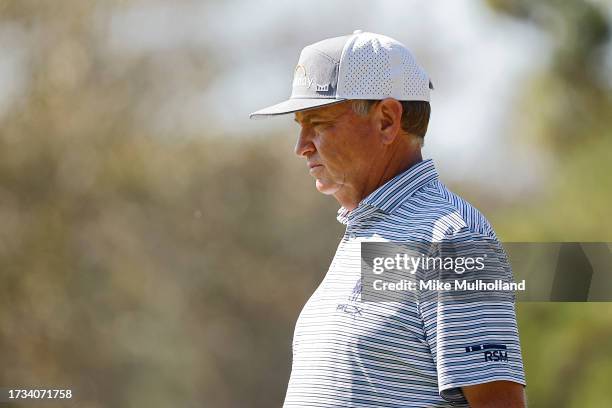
[249,98,346,119]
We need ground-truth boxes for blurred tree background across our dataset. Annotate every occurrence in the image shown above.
[485,1,612,407]
[0,0,610,407]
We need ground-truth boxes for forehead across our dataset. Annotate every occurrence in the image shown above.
[294,101,352,122]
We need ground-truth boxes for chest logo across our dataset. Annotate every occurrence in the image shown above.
[337,279,363,318]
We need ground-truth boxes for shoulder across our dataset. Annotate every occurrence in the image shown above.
[393,179,497,240]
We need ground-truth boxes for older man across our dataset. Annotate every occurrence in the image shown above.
[250,31,526,407]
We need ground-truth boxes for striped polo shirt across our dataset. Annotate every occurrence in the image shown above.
[283,159,525,407]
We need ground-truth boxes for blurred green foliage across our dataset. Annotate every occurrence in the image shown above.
[485,1,612,407]
[0,0,610,407]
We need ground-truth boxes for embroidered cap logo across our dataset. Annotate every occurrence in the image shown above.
[292,65,313,88]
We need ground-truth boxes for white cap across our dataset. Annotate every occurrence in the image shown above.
[250,30,433,119]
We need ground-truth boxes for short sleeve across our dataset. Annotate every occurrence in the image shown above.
[419,233,526,404]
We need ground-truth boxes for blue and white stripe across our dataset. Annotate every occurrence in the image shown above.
[283,159,525,407]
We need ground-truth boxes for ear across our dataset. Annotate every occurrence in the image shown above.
[375,98,403,145]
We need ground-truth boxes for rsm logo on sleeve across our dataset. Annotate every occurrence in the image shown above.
[465,344,508,362]
[484,350,508,362]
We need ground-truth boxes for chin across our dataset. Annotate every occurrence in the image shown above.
[315,179,342,195]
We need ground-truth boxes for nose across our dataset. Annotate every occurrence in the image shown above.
[294,126,316,157]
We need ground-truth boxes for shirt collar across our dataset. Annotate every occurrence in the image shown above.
[337,159,439,225]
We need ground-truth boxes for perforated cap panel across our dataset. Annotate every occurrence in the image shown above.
[249,31,432,118]
[337,32,430,101]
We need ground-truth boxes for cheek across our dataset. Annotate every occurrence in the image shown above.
[313,133,336,162]
[316,129,356,165]
[327,128,375,168]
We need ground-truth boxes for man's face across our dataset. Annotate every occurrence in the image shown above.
[294,101,380,197]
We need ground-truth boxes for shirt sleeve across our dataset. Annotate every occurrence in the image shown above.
[418,232,526,404]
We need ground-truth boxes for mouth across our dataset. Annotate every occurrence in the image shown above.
[308,163,323,175]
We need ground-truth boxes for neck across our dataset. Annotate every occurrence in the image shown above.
[335,146,422,211]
